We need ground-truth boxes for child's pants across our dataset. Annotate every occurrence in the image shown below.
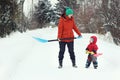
[86,54,98,68]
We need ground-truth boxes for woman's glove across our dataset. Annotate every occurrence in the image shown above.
[77,35,82,39]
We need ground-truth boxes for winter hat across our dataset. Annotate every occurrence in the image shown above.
[65,7,74,16]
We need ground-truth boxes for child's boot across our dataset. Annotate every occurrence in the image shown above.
[93,61,98,69]
[85,60,91,68]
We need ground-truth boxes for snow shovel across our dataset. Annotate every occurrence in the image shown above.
[32,36,82,43]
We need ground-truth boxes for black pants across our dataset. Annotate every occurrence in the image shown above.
[58,41,76,66]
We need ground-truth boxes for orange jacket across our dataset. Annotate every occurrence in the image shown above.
[57,16,81,42]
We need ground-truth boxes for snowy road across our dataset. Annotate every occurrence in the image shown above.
[0,28,120,80]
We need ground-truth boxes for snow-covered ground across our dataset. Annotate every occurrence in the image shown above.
[0,28,120,80]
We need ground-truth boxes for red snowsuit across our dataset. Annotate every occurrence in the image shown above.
[86,36,98,69]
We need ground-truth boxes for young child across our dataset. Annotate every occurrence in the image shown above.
[85,36,98,69]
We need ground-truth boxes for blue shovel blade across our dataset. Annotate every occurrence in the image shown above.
[32,37,48,43]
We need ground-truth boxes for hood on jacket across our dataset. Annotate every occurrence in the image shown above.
[90,36,97,44]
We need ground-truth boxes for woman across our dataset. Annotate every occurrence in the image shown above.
[57,7,82,68]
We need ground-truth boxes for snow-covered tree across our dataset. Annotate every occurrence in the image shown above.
[31,0,54,28]
[97,0,120,45]
[0,0,28,37]
[16,0,27,33]
[0,0,18,37]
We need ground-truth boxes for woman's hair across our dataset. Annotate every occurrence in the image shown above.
[61,7,67,18]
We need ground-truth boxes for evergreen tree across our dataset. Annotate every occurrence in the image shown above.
[33,0,54,28]
[55,0,78,15]
[0,0,18,37]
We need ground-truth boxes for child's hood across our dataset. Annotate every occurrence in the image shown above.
[91,36,97,44]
